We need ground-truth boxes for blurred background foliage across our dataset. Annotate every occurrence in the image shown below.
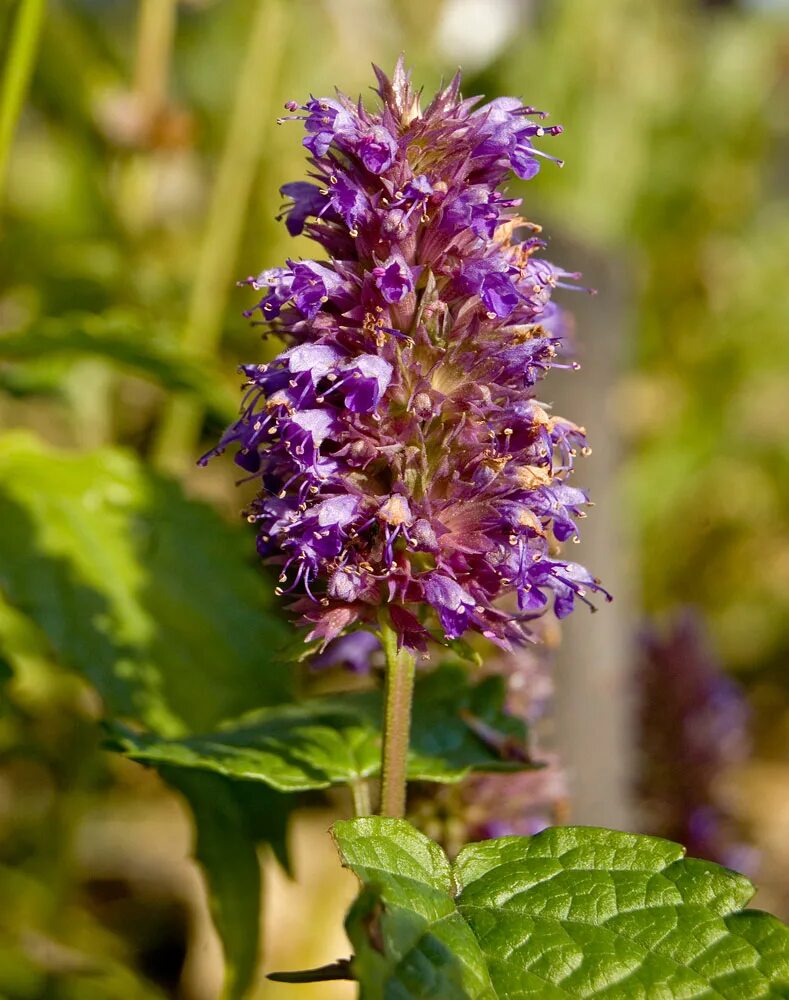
[0,0,788,996]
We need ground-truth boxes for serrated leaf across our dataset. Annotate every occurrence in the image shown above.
[0,433,293,735]
[162,768,289,1000]
[106,665,533,792]
[333,818,789,999]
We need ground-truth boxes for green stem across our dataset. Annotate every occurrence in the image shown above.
[152,0,287,475]
[351,779,372,818]
[0,0,46,205]
[378,610,416,818]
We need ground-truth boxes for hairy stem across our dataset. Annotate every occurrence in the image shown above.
[378,611,416,818]
[0,0,46,205]
[152,0,286,475]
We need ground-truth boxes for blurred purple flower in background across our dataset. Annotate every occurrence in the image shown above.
[463,646,568,839]
[206,59,609,651]
[635,610,755,873]
[411,643,569,848]
[310,631,380,674]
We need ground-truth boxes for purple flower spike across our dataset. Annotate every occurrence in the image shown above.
[207,60,604,651]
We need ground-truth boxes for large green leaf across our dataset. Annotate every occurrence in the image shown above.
[0,433,292,735]
[107,665,532,792]
[333,818,789,999]
[0,433,297,999]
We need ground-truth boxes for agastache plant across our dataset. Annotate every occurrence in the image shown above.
[206,59,608,816]
[160,61,789,995]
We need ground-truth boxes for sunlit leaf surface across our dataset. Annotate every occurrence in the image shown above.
[0,433,293,735]
[334,818,789,999]
[109,666,533,791]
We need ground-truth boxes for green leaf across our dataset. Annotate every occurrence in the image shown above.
[333,819,789,999]
[0,313,236,421]
[0,433,293,735]
[0,434,298,996]
[444,637,484,669]
[106,665,533,793]
[336,818,494,999]
[162,769,290,1000]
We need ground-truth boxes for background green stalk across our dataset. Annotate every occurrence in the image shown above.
[378,611,416,818]
[152,0,287,475]
[0,0,46,206]
[133,0,176,125]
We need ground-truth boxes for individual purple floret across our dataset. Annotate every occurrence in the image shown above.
[635,610,755,873]
[205,59,609,650]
